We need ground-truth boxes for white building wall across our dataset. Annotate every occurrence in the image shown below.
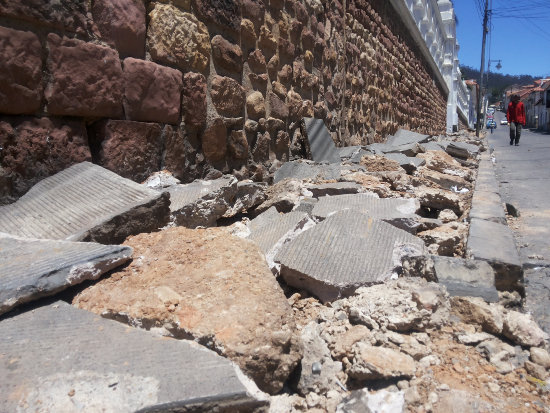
[404,0,471,132]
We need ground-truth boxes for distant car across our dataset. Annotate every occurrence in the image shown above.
[487,107,496,115]
[487,120,497,129]
[500,119,508,125]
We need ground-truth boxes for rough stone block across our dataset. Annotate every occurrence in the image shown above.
[246,91,266,120]
[192,0,241,32]
[432,256,499,303]
[275,210,425,302]
[45,34,123,118]
[273,160,341,184]
[467,218,523,294]
[301,117,341,164]
[211,75,245,117]
[123,58,183,124]
[223,181,267,217]
[0,302,267,412]
[90,120,163,183]
[182,72,207,128]
[268,92,289,119]
[168,176,237,227]
[0,234,132,315]
[92,0,146,58]
[0,162,170,244]
[211,34,243,73]
[0,116,91,205]
[147,3,210,72]
[202,118,227,161]
[0,27,43,114]
[312,193,420,233]
[0,0,89,34]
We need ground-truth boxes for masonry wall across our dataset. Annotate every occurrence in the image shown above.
[0,0,447,205]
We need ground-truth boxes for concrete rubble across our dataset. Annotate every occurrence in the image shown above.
[1,128,549,412]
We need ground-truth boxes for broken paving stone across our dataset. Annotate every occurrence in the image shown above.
[311,193,421,234]
[246,207,311,263]
[0,301,267,413]
[303,182,365,198]
[301,117,341,164]
[273,160,341,184]
[0,234,132,316]
[383,153,425,174]
[456,331,495,345]
[144,170,181,189]
[275,211,425,302]
[73,226,302,394]
[0,162,170,244]
[433,389,496,413]
[167,175,237,227]
[431,256,499,303]
[443,141,480,160]
[347,342,416,380]
[386,129,430,147]
[338,145,363,161]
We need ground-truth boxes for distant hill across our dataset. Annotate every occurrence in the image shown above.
[460,66,538,103]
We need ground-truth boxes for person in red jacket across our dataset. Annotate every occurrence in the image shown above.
[507,94,526,146]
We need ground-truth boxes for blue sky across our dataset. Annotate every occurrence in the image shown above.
[453,0,550,78]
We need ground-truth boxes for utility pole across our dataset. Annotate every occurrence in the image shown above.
[476,0,490,137]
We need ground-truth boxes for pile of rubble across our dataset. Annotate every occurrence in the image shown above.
[1,123,548,412]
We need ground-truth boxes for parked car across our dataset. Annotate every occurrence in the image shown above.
[500,119,508,125]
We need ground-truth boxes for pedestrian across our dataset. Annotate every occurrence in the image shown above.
[507,94,526,146]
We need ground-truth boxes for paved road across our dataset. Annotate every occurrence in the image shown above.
[487,112,550,333]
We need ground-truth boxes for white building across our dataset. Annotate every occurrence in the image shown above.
[402,0,472,132]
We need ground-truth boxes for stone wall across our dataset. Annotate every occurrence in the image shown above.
[0,0,447,205]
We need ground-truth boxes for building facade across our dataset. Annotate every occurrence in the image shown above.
[404,0,472,132]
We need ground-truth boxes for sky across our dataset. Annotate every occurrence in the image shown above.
[453,0,550,78]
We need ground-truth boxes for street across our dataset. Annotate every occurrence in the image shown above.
[488,111,550,332]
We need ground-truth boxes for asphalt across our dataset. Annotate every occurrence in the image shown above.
[486,111,550,333]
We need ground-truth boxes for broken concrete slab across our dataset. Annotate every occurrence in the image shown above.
[275,210,425,302]
[311,193,421,233]
[167,175,237,227]
[247,207,311,261]
[273,160,341,184]
[384,153,425,174]
[420,141,445,152]
[304,182,365,198]
[418,222,467,257]
[467,218,523,294]
[349,148,374,163]
[417,150,474,182]
[443,141,480,159]
[338,145,363,160]
[417,168,471,191]
[0,301,267,412]
[431,256,499,303]
[386,129,430,147]
[384,142,425,157]
[74,226,302,394]
[302,117,341,164]
[0,233,132,315]
[0,162,170,244]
